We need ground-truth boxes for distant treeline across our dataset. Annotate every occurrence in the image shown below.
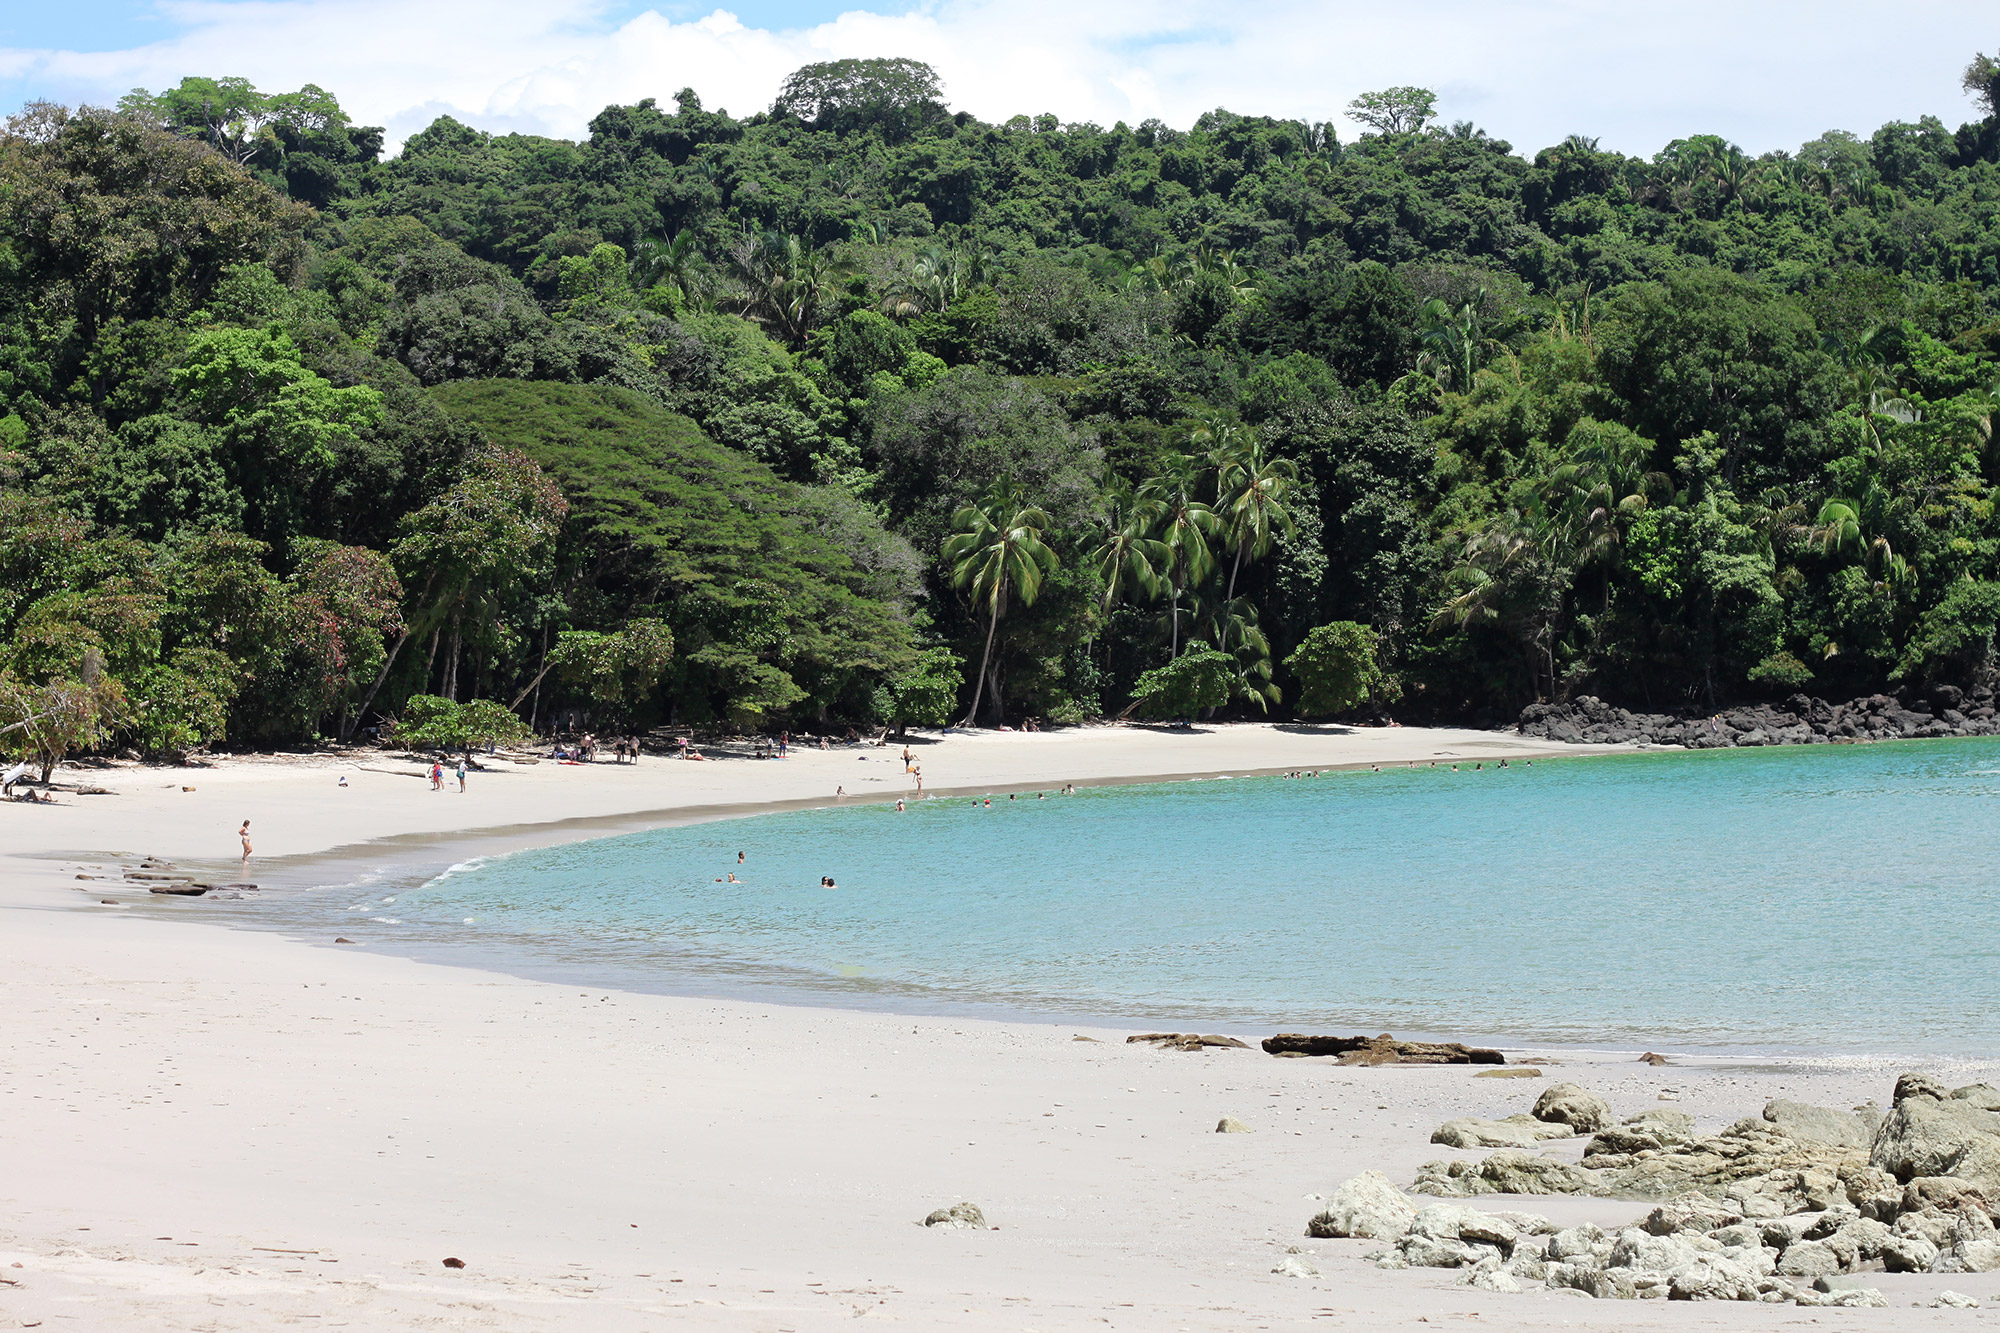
[4,57,2000,764]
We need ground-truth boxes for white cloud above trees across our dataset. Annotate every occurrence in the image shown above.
[1,0,1992,157]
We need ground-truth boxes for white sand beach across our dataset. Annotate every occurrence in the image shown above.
[2,724,1991,1330]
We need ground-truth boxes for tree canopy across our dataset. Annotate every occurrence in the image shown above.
[5,54,2000,753]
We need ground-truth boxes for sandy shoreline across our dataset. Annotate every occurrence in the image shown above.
[4,724,1993,1330]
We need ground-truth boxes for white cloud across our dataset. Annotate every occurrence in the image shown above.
[1,0,1992,158]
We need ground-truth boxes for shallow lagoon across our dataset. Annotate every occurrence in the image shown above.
[225,740,2000,1054]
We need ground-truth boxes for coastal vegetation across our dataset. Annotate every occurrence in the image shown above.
[6,53,2000,756]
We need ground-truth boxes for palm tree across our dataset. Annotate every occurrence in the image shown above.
[1139,453,1220,658]
[1093,472,1169,615]
[1809,498,1865,559]
[728,232,845,347]
[1212,433,1299,603]
[1189,591,1281,712]
[1550,422,1665,614]
[942,479,1060,727]
[1432,504,1569,702]
[630,232,709,309]
[1415,294,1489,391]
[1810,497,1912,598]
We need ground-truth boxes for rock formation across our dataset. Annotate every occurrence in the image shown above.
[1520,687,2000,750]
[1332,1072,2000,1305]
[1262,1033,1505,1064]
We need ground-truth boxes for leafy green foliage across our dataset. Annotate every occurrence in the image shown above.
[548,619,675,717]
[885,645,964,732]
[1286,621,1391,717]
[1131,648,1234,722]
[431,379,916,724]
[8,55,2000,757]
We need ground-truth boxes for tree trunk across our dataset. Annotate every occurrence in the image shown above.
[1225,543,1244,604]
[960,610,1000,726]
[444,618,463,702]
[343,627,415,741]
[984,657,1004,726]
[421,626,441,694]
[341,573,438,742]
[509,633,557,712]
[1170,587,1182,658]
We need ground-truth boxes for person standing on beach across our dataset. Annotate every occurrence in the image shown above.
[456,760,467,793]
[238,820,252,863]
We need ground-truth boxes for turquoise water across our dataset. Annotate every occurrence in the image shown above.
[244,741,2000,1055]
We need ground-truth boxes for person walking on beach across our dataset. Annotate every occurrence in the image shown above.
[430,761,443,791]
[901,745,913,772]
[456,760,467,793]
[238,820,253,864]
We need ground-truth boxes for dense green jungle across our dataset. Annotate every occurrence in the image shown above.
[7,56,2000,763]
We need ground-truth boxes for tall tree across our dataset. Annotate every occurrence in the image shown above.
[1212,431,1299,603]
[942,479,1059,726]
[1139,453,1220,658]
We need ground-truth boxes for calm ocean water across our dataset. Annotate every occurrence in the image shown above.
[209,740,2000,1055]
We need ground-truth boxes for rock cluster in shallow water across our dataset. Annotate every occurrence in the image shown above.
[1519,687,2000,749]
[1313,1072,2000,1305]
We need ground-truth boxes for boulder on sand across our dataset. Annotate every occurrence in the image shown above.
[1533,1082,1614,1133]
[1307,1171,1419,1241]
[923,1202,988,1229]
[1762,1099,1876,1149]
[1411,1151,1603,1198]
[1869,1074,2000,1194]
[1431,1114,1577,1149]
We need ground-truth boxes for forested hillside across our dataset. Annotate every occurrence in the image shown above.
[6,58,2000,760]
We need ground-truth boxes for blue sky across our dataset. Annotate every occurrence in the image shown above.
[0,0,893,48]
[2,2,1992,158]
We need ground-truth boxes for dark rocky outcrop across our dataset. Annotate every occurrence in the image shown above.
[1519,685,2000,750]
[1263,1033,1505,1065]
